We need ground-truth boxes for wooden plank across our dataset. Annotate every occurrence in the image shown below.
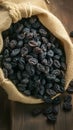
[11,102,54,130]
[54,104,66,130]
[50,0,73,34]
[0,88,10,130]
[65,95,73,130]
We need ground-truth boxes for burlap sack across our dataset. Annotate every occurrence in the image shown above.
[0,0,73,104]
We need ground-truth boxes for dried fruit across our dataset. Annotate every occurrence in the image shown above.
[28,57,38,65]
[69,31,73,37]
[47,113,57,123]
[63,103,72,111]
[11,49,20,57]
[0,16,66,110]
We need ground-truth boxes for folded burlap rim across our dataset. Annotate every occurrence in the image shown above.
[0,0,73,104]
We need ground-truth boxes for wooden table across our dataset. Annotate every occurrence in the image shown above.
[0,0,73,130]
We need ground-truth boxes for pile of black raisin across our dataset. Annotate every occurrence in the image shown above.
[0,16,66,100]
[32,92,72,123]
[0,16,73,123]
[32,81,73,123]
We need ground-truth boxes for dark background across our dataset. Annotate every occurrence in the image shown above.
[0,0,73,130]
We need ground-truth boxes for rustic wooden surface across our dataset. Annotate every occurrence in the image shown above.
[0,88,10,130]
[0,0,73,130]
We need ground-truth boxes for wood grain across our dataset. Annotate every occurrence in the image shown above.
[0,0,73,130]
[0,88,10,130]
